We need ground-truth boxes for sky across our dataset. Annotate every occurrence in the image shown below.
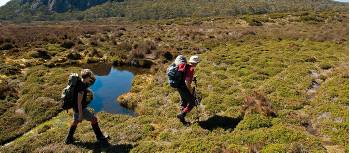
[0,0,348,7]
[0,0,10,7]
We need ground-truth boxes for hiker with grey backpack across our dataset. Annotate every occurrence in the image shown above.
[167,55,200,126]
[61,69,109,147]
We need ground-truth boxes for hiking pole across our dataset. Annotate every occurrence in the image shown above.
[193,76,200,122]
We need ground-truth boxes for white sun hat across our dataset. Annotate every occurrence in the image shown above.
[189,55,200,64]
[174,55,187,65]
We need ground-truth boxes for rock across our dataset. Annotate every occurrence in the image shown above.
[317,112,332,121]
[309,70,320,78]
[334,117,343,123]
[31,0,48,10]
[306,80,320,99]
[15,108,25,115]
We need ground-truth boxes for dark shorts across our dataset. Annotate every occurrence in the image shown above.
[73,108,96,121]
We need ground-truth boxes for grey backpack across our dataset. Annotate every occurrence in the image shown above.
[167,55,188,88]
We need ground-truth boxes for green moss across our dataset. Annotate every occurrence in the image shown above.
[242,16,268,26]
[320,63,333,70]
[131,143,154,152]
[0,63,21,76]
[236,114,273,130]
[300,14,325,23]
[226,144,249,152]
[228,124,325,151]
[43,44,66,56]
[261,144,287,153]
[110,56,127,65]
[85,57,101,63]
[158,131,171,141]
[143,124,155,135]
[268,13,288,19]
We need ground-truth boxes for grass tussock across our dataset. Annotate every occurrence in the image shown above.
[241,91,277,117]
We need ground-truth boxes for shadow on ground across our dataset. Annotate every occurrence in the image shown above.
[74,141,133,153]
[198,115,242,131]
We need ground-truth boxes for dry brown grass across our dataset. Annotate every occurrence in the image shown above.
[241,91,277,117]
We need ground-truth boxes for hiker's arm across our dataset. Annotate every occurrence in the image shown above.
[185,80,192,94]
[77,92,84,121]
[185,68,195,95]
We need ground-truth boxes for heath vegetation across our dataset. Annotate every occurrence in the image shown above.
[0,6,348,153]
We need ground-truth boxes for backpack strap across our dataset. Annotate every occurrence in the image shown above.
[182,64,189,84]
[176,63,189,86]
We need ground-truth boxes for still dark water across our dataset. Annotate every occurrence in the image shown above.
[83,63,135,115]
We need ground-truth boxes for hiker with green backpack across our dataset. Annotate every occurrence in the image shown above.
[61,69,109,147]
[167,55,200,125]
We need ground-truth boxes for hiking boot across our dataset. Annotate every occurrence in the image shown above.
[177,113,185,122]
[92,123,110,147]
[177,113,190,126]
[182,121,191,126]
[65,137,75,144]
[65,125,77,144]
[98,137,110,148]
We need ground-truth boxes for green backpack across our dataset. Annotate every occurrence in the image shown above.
[61,73,79,111]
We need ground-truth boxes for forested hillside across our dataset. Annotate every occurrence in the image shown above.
[0,0,347,22]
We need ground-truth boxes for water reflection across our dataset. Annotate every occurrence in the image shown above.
[83,63,112,76]
[82,63,135,115]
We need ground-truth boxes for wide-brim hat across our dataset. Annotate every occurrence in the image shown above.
[174,55,187,65]
[189,55,200,64]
